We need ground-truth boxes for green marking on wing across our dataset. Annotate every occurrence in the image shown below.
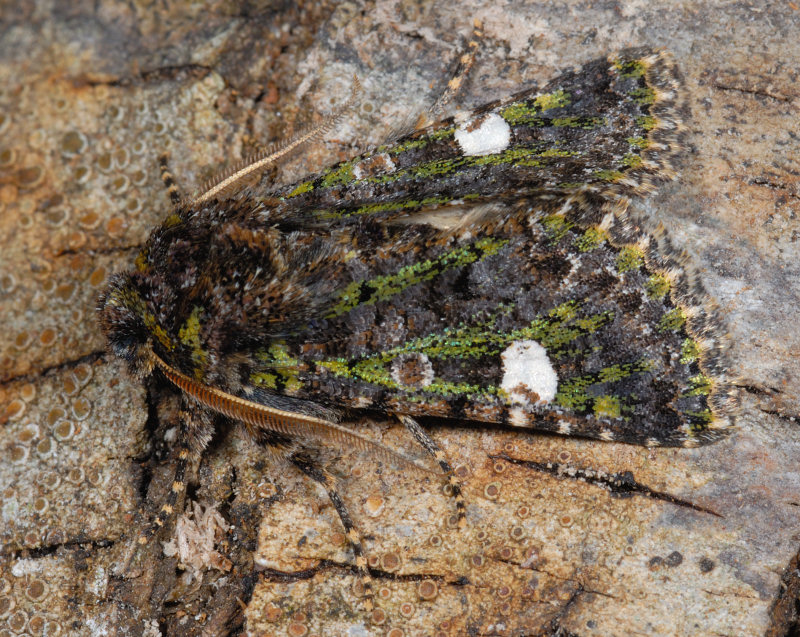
[501,96,606,129]
[251,342,304,392]
[613,57,648,79]
[285,109,609,216]
[538,147,577,158]
[367,301,611,363]
[366,155,460,183]
[500,90,570,125]
[680,338,701,364]
[626,136,649,149]
[636,115,657,131]
[531,301,614,353]
[320,159,360,188]
[287,179,314,197]
[622,153,643,169]
[597,363,645,383]
[314,193,485,220]
[658,307,686,332]
[645,273,671,299]
[315,356,505,401]
[541,214,574,243]
[684,373,713,398]
[367,148,531,184]
[629,86,656,105]
[550,116,606,129]
[469,146,575,169]
[178,306,208,378]
[554,358,653,416]
[555,182,584,189]
[250,371,279,389]
[326,236,509,318]
[249,297,666,420]
[616,245,645,272]
[593,169,625,182]
[574,226,606,252]
[312,300,615,405]
[685,409,714,428]
[387,126,454,155]
[315,195,455,220]
[535,89,571,111]
[593,394,622,418]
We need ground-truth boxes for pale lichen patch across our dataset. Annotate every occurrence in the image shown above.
[454,113,512,157]
[162,501,231,580]
[500,340,558,409]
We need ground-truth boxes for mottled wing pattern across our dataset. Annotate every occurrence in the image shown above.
[263,48,682,227]
[241,211,729,447]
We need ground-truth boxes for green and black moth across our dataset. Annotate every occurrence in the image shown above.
[97,39,734,608]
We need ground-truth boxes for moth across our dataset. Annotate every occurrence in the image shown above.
[98,38,733,608]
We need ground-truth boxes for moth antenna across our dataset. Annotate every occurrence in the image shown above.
[159,153,182,205]
[188,75,362,206]
[151,352,437,475]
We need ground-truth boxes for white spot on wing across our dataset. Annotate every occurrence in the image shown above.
[501,340,558,406]
[454,112,511,157]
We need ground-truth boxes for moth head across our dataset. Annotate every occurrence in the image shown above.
[97,272,159,378]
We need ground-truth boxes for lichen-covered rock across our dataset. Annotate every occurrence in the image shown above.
[1,1,799,635]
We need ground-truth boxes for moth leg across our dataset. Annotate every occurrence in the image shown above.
[416,18,484,129]
[120,406,209,573]
[397,414,466,528]
[158,152,182,205]
[289,452,374,611]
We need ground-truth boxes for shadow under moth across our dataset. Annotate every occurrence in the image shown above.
[97,35,734,613]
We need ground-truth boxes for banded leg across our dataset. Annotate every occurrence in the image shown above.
[134,409,193,548]
[397,414,466,528]
[289,453,374,611]
[118,406,212,575]
[416,18,484,129]
[159,153,182,205]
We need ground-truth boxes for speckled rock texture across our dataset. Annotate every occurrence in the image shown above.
[1,1,798,635]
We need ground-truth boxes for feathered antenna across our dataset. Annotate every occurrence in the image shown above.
[151,352,437,475]
[188,75,362,206]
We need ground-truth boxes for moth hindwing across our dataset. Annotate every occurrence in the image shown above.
[98,46,732,604]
